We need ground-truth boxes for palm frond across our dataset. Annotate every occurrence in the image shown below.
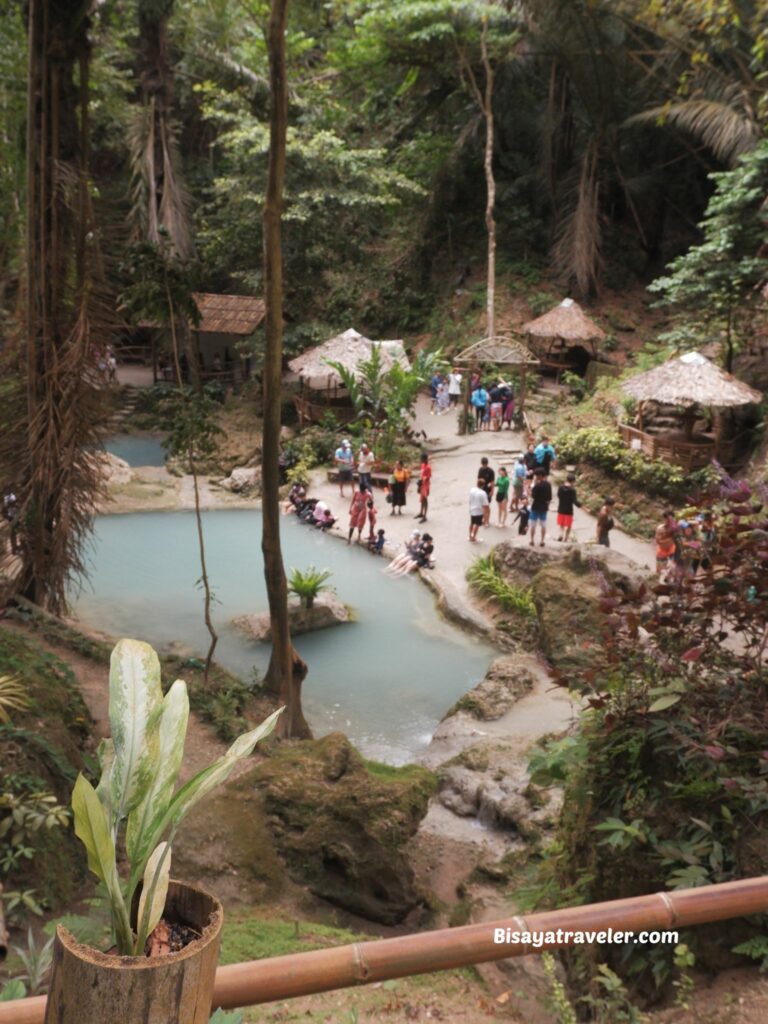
[0,674,29,723]
[551,139,603,298]
[626,97,758,166]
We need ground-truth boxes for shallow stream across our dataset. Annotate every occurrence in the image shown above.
[71,510,494,764]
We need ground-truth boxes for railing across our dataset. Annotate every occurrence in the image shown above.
[293,394,356,427]
[618,423,733,473]
[2,877,767,1024]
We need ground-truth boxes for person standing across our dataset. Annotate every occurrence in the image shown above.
[556,473,581,542]
[488,382,503,431]
[429,371,443,413]
[512,456,526,510]
[468,480,489,542]
[334,439,354,497]
[534,435,557,476]
[529,468,552,547]
[501,384,515,429]
[416,452,432,522]
[448,367,463,407]
[367,497,378,541]
[390,459,410,515]
[358,442,375,493]
[471,382,489,430]
[596,497,616,547]
[477,457,495,526]
[348,483,369,544]
[655,511,678,574]
[495,466,510,527]
[436,379,450,414]
[523,442,537,497]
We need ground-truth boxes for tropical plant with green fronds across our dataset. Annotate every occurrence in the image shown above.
[466,552,535,618]
[288,566,333,610]
[0,674,28,723]
[71,639,282,955]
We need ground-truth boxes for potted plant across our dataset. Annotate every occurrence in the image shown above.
[45,639,281,1024]
[287,566,333,610]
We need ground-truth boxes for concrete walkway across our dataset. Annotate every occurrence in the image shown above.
[309,394,655,606]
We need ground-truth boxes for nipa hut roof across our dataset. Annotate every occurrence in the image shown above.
[456,335,538,366]
[621,351,762,408]
[522,298,606,342]
[138,292,265,335]
[287,327,410,387]
[192,293,265,334]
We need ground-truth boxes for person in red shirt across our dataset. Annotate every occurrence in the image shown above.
[416,452,432,522]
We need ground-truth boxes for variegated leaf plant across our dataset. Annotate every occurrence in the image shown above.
[71,639,282,955]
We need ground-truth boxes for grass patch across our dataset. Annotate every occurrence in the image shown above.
[220,914,363,964]
[363,759,435,786]
[466,551,536,617]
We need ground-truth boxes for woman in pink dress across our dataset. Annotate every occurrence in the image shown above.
[348,484,369,544]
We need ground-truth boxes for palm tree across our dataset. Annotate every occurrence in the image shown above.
[2,0,108,613]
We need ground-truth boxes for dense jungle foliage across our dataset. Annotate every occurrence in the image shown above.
[1,0,767,347]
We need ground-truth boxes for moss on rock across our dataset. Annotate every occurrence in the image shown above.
[250,732,435,924]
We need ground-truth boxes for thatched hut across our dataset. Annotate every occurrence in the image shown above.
[522,298,606,375]
[287,328,410,425]
[454,335,538,433]
[619,351,762,471]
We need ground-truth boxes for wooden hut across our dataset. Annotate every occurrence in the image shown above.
[522,298,606,377]
[454,335,538,435]
[141,292,265,385]
[287,328,410,426]
[620,351,762,471]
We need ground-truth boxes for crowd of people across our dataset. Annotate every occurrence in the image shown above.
[469,373,516,431]
[654,509,717,576]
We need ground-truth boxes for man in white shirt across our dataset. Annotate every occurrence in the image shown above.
[448,368,462,406]
[358,443,375,492]
[468,480,489,542]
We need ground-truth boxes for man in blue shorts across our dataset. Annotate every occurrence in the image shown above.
[529,468,552,547]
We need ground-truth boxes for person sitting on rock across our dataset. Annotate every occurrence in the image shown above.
[386,533,434,577]
[368,527,386,555]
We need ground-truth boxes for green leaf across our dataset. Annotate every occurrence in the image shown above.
[0,980,27,1002]
[128,706,283,897]
[648,694,683,712]
[71,774,132,953]
[135,842,171,955]
[126,680,189,868]
[108,639,165,825]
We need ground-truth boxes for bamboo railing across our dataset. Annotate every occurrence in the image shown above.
[1,877,767,1024]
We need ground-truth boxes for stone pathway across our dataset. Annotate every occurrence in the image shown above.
[309,393,655,614]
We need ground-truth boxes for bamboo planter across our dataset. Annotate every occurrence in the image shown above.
[44,881,223,1024]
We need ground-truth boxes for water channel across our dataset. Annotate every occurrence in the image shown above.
[105,434,167,467]
[71,509,494,764]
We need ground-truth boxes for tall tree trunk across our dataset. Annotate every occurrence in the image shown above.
[480,21,496,341]
[261,0,311,740]
[9,0,107,612]
[136,0,200,389]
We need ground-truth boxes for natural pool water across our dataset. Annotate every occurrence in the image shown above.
[105,434,167,467]
[71,510,494,764]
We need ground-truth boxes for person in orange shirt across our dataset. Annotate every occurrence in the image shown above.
[416,453,432,522]
[390,460,411,515]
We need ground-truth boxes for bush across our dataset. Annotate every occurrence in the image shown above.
[555,427,687,497]
[288,566,333,609]
[466,552,535,618]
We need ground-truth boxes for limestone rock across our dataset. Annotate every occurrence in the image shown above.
[437,745,562,840]
[96,451,132,485]
[221,465,261,494]
[251,732,435,924]
[443,657,534,721]
[530,547,650,676]
[234,592,351,642]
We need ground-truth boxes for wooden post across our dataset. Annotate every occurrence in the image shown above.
[44,882,222,1024]
[519,363,527,414]
[461,367,471,435]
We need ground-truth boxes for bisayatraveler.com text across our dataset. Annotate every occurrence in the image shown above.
[493,927,679,948]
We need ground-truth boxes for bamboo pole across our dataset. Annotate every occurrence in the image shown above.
[2,877,767,1024]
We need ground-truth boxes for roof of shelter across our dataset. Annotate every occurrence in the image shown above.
[622,351,762,408]
[191,293,265,335]
[139,293,265,334]
[456,335,538,366]
[522,298,606,342]
[288,328,410,385]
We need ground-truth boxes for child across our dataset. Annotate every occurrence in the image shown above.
[513,499,530,536]
[367,498,377,540]
[368,527,386,554]
[436,380,450,414]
